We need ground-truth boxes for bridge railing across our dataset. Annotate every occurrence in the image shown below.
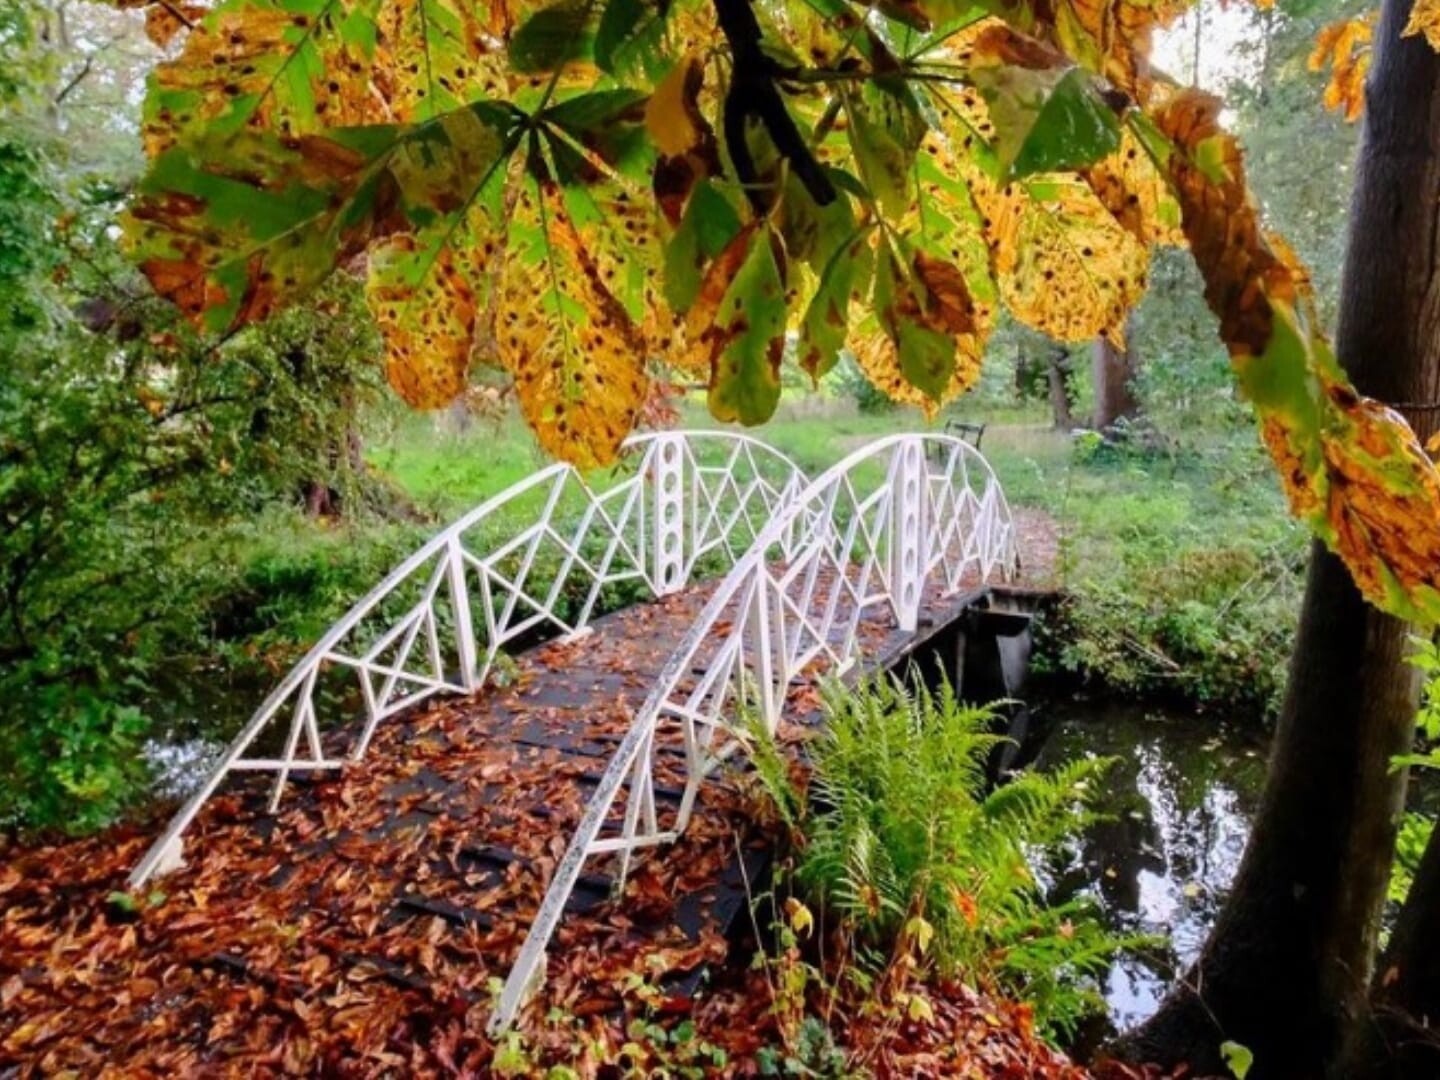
[129,431,809,887]
[492,434,1017,1029]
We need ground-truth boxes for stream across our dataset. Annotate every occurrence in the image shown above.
[1030,695,1269,1039]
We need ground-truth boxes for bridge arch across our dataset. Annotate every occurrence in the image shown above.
[492,433,1017,1030]
[128,431,809,887]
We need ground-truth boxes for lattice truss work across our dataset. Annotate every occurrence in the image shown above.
[128,433,807,887]
[493,435,1017,1030]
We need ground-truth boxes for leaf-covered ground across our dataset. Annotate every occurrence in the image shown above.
[0,514,1096,1076]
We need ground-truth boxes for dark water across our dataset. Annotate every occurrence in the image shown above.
[1030,696,1269,1033]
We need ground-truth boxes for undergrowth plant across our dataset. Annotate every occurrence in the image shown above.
[1387,638,1440,906]
[747,674,1135,1042]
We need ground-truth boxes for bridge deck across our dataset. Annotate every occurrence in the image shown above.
[153,573,988,989]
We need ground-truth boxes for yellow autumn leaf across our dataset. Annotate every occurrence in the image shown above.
[976,172,1149,346]
[785,897,814,938]
[494,180,650,470]
[646,53,709,158]
[1309,14,1374,122]
[1404,0,1440,52]
[906,914,935,956]
[1082,126,1186,248]
[907,992,935,1023]
[367,234,478,409]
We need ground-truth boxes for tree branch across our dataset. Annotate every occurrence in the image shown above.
[712,0,836,211]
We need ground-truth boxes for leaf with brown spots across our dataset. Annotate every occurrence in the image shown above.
[682,222,788,424]
[495,177,651,468]
[367,233,479,408]
[1080,120,1184,248]
[124,104,519,336]
[142,0,514,154]
[851,239,988,412]
[975,170,1149,346]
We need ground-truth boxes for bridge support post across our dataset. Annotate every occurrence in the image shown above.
[744,575,786,733]
[888,440,928,633]
[447,536,480,692]
[651,433,687,596]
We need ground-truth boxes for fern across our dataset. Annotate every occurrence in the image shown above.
[746,669,1134,1041]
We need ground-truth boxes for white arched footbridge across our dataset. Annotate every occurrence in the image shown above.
[129,430,1020,1032]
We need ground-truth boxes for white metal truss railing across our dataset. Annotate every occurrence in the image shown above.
[492,434,1018,1030]
[128,431,809,887]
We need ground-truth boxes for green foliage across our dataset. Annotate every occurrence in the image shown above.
[1385,638,1440,908]
[0,61,396,833]
[1032,430,1307,719]
[1388,811,1433,906]
[751,674,1133,1039]
[0,690,148,834]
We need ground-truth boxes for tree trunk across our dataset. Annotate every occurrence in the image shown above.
[1090,332,1139,432]
[1116,0,1440,1074]
[1345,3,1440,1070]
[1047,347,1075,430]
[1357,821,1440,1076]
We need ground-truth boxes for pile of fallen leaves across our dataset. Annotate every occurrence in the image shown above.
[0,812,1105,1076]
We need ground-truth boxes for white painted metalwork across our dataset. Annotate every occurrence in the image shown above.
[491,434,1017,1031]
[128,432,808,888]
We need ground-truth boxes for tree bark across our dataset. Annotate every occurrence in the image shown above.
[1115,0,1440,1074]
[1090,332,1139,432]
[1358,822,1440,1077]
[1343,1,1440,1070]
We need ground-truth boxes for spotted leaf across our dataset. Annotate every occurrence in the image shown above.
[367,233,479,407]
[683,222,788,424]
[852,238,987,412]
[976,170,1148,345]
[495,177,651,468]
[125,104,519,336]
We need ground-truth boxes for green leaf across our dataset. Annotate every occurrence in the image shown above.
[876,241,955,399]
[1220,1040,1254,1080]
[509,0,599,73]
[691,223,787,424]
[976,65,1121,181]
[844,80,927,218]
[799,224,873,379]
[540,88,652,183]
[1012,69,1121,178]
[663,179,742,313]
[594,0,669,76]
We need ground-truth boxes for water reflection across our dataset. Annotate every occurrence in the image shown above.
[1031,697,1267,1032]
